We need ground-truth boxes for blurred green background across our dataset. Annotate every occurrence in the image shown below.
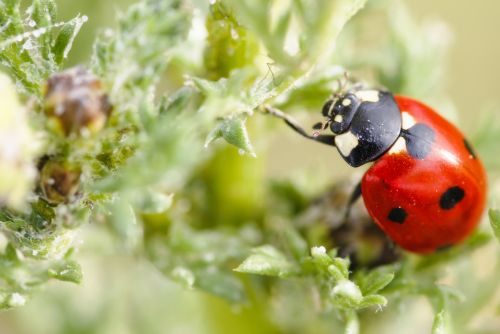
[1,1,499,333]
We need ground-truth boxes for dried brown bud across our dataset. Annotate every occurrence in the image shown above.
[43,66,112,136]
[40,160,81,204]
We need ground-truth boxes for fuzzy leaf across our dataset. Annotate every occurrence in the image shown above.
[331,257,350,279]
[310,246,333,266]
[358,294,388,309]
[48,260,82,283]
[52,16,87,64]
[191,76,227,96]
[159,87,196,116]
[107,198,141,250]
[205,116,256,157]
[204,1,259,79]
[284,227,308,260]
[196,267,246,303]
[235,245,296,277]
[356,266,396,295]
[330,279,363,309]
[31,0,56,27]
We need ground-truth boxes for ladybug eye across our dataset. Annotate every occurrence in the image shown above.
[322,100,334,117]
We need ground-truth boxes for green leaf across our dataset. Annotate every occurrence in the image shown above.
[107,198,142,250]
[52,15,87,64]
[31,0,55,27]
[205,115,256,157]
[488,209,500,243]
[191,76,227,96]
[195,267,246,303]
[327,264,347,281]
[204,1,259,79]
[284,227,308,260]
[358,294,388,309]
[48,260,82,283]
[235,245,296,278]
[273,10,292,44]
[0,0,85,97]
[310,246,333,267]
[331,257,350,279]
[159,86,196,116]
[355,265,396,295]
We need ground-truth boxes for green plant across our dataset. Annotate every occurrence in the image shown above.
[0,0,499,333]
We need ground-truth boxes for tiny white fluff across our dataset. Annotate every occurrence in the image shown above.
[331,280,362,302]
[311,246,327,256]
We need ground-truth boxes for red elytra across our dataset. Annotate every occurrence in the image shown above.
[361,96,487,253]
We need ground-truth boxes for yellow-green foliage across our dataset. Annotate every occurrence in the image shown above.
[0,0,499,333]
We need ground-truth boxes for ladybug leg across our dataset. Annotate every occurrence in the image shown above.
[344,181,362,219]
[313,134,336,146]
[263,105,336,147]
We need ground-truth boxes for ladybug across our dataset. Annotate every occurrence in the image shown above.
[266,87,487,253]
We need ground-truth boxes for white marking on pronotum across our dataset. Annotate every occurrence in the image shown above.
[401,111,416,130]
[334,114,343,123]
[335,131,359,157]
[342,98,351,106]
[354,90,380,103]
[388,137,406,155]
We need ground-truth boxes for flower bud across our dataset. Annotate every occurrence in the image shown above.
[43,66,112,136]
[40,160,81,204]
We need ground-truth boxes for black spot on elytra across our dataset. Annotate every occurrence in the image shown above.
[388,207,407,224]
[439,186,465,210]
[463,138,477,159]
[402,123,436,159]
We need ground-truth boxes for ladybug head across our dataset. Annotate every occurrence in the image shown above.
[318,89,402,168]
[321,92,362,135]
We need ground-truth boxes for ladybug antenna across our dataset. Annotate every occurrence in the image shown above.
[332,71,350,100]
